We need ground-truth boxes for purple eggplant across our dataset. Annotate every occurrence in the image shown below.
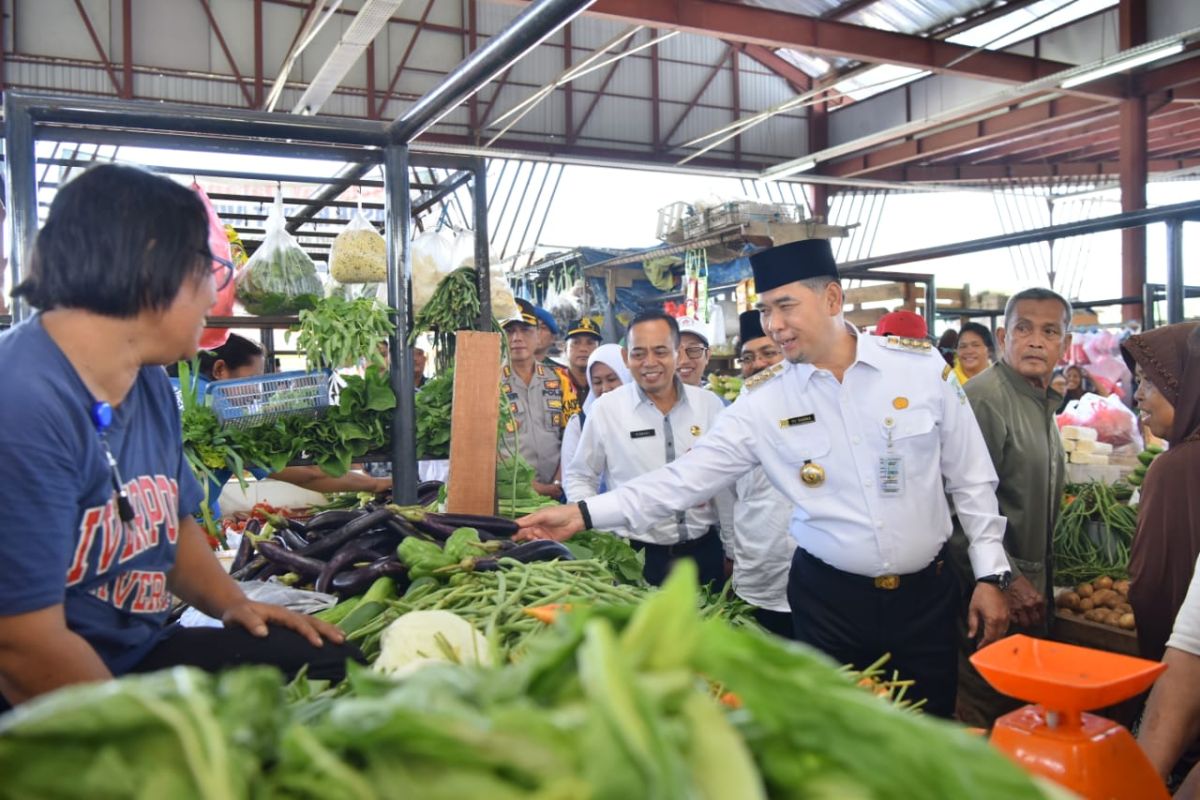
[315,543,385,594]
[231,554,267,582]
[429,513,519,537]
[229,531,257,574]
[298,507,393,560]
[330,558,409,597]
[277,527,310,552]
[304,508,366,533]
[258,539,326,578]
[503,540,576,564]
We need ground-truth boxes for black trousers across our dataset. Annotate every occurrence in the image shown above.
[787,547,960,718]
[130,624,365,682]
[631,527,726,588]
[753,606,796,639]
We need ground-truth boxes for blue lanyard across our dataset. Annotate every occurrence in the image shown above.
[91,401,135,523]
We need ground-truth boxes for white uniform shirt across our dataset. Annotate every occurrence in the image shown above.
[1168,552,1200,656]
[587,330,1009,579]
[732,466,796,612]
[566,380,729,546]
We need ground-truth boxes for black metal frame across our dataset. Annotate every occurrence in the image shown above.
[841,202,1200,329]
[2,92,487,504]
[3,0,593,503]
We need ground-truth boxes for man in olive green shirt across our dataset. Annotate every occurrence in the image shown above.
[951,287,1072,727]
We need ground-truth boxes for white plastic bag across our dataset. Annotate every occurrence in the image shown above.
[330,206,387,283]
[235,189,323,315]
[411,231,456,313]
[491,271,519,321]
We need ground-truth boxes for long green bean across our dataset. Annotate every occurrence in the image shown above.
[1053,481,1138,585]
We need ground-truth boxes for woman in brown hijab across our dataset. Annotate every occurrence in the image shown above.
[1122,322,1200,661]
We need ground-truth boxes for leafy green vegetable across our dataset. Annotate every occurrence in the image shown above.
[564,530,646,585]
[410,267,483,373]
[235,199,323,316]
[0,569,1051,800]
[415,369,454,460]
[291,296,395,372]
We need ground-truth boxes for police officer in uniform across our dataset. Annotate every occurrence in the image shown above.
[516,239,1011,717]
[564,318,603,406]
[501,299,578,500]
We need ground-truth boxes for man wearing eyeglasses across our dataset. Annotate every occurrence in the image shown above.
[730,310,796,636]
[564,310,730,587]
[674,317,711,387]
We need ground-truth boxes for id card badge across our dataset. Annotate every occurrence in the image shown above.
[878,455,905,497]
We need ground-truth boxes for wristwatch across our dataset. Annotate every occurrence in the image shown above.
[977,571,1013,591]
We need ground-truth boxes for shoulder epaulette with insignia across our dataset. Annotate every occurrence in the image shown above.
[879,335,933,354]
[742,361,785,393]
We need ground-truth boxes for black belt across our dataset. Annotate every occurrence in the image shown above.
[796,545,948,591]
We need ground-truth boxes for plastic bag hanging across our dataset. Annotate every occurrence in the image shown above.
[329,198,387,283]
[235,187,323,315]
[192,183,237,348]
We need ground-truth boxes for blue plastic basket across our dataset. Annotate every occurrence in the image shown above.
[206,370,333,429]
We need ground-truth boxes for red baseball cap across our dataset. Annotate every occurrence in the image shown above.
[875,310,928,339]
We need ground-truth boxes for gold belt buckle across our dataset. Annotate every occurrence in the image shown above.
[874,575,900,590]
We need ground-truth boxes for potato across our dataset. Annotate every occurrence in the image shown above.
[1115,603,1133,615]
[1105,611,1125,627]
[1059,608,1075,618]
[1090,589,1114,607]
[1098,590,1124,609]
[1077,583,1095,598]
[1094,576,1114,590]
[1078,598,1095,611]
[1085,609,1108,623]
[1119,613,1136,630]
[1114,579,1131,596]
[1057,591,1081,610]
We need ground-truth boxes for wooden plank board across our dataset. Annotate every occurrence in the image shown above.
[446,331,502,515]
[1053,611,1140,657]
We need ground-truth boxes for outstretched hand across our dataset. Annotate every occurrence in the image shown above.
[222,600,345,647]
[514,504,586,542]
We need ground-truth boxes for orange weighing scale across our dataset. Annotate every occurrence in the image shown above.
[972,635,1169,799]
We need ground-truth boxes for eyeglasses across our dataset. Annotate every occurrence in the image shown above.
[200,250,237,292]
[739,348,781,365]
[681,345,709,359]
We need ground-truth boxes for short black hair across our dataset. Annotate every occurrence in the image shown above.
[958,322,995,353]
[198,333,264,380]
[627,310,680,349]
[12,163,211,317]
[1004,287,1073,331]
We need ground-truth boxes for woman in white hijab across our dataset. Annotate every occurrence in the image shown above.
[560,343,631,497]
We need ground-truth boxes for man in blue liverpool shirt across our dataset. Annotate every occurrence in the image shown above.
[0,165,355,710]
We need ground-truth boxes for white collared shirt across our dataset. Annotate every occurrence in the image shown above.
[566,379,729,546]
[732,466,796,612]
[586,330,1009,579]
